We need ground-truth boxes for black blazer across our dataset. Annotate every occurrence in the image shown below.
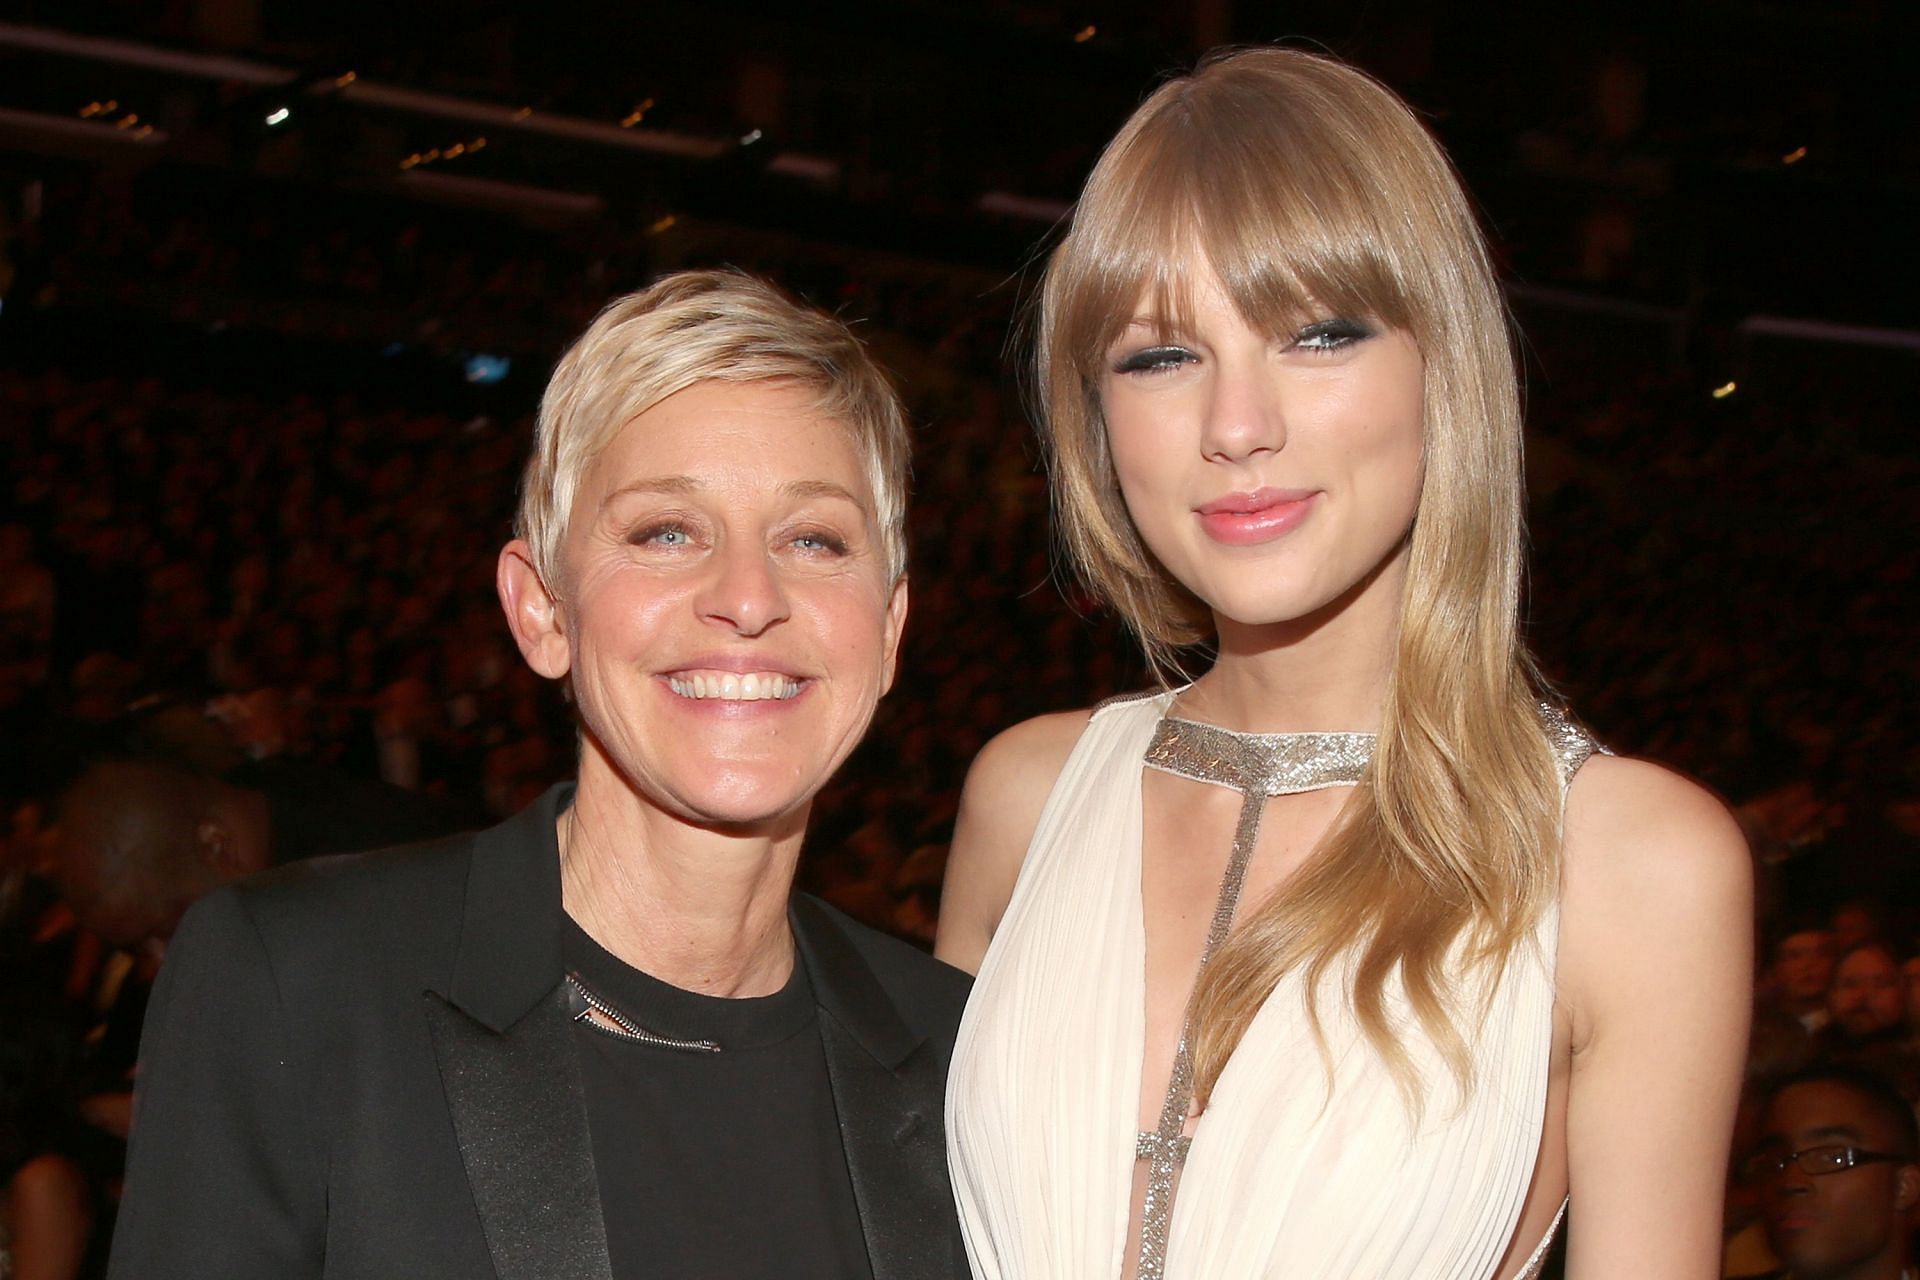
[109,786,972,1279]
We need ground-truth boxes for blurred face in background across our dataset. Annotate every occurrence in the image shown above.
[1775,929,1837,1007]
[1755,1081,1918,1279]
[1828,945,1905,1039]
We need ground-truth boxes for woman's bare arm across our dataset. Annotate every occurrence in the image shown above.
[7,1153,93,1280]
[933,709,1090,974]
[1557,755,1753,1278]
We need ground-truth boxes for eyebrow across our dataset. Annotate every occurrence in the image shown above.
[601,477,697,508]
[599,476,869,511]
[782,478,868,508]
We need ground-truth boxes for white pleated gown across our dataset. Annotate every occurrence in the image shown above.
[947,692,1592,1279]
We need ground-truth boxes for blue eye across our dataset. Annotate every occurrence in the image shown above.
[631,523,691,547]
[791,531,849,555]
[1112,346,1195,375]
[1293,319,1373,351]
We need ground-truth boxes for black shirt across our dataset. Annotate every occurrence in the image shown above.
[563,916,875,1280]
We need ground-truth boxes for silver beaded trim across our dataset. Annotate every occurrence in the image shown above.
[1515,1198,1567,1279]
[1146,717,1374,797]
[1538,702,1603,786]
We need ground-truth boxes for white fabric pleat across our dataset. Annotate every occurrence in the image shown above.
[947,692,1563,1280]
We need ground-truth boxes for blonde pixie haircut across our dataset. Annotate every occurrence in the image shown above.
[1038,47,1565,1111]
[517,269,911,587]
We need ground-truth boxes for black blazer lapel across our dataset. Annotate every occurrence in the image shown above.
[425,985,614,1280]
[794,899,959,1280]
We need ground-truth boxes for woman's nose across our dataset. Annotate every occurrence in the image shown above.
[695,543,791,637]
[1199,363,1287,463]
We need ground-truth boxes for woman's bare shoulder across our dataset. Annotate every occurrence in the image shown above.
[1557,753,1753,1035]
[1561,753,1749,890]
[968,707,1097,807]
[933,707,1095,972]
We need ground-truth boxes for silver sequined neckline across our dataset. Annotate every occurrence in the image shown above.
[1131,714,1373,1280]
[1145,716,1374,796]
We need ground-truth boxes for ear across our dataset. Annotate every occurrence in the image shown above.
[878,575,910,696]
[497,539,572,680]
[196,819,244,879]
[1896,1161,1919,1213]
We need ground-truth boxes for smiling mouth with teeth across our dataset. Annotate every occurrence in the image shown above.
[666,672,802,702]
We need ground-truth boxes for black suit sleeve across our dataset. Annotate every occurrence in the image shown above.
[109,889,325,1278]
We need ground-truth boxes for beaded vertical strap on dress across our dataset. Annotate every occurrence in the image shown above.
[1132,717,1373,1280]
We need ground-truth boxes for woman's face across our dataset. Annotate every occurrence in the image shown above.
[537,379,906,830]
[1099,269,1426,634]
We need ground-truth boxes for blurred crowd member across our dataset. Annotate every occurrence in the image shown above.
[54,751,472,956]
[1831,902,1888,959]
[1821,946,1911,1052]
[1808,945,1920,1102]
[0,987,102,1280]
[1735,1066,1919,1280]
[1769,922,1841,1037]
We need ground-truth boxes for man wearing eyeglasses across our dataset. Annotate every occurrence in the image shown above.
[1737,1065,1920,1280]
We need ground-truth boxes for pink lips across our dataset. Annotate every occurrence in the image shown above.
[1195,488,1318,546]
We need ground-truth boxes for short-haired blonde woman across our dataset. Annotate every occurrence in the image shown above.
[112,270,973,1280]
[938,49,1750,1280]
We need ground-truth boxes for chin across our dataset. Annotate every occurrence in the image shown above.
[668,770,815,831]
[1198,581,1340,631]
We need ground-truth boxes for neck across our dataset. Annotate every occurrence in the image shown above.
[1183,554,1403,734]
[559,759,802,998]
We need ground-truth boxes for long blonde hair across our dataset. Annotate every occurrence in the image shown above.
[1036,47,1564,1110]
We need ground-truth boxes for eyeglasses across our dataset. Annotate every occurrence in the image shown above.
[1742,1144,1908,1182]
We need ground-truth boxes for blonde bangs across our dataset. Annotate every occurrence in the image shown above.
[1053,65,1449,398]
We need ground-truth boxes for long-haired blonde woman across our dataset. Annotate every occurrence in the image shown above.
[937,47,1750,1280]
